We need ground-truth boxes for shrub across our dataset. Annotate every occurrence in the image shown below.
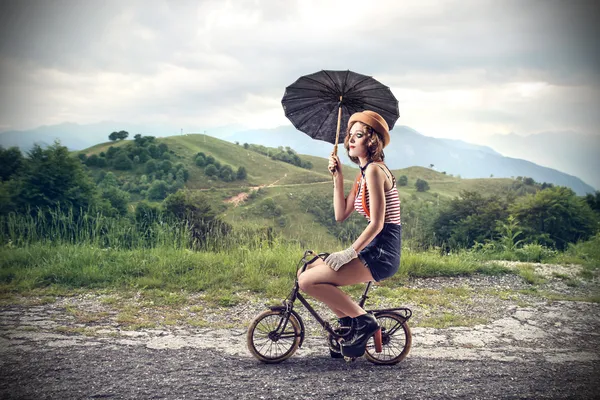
[160,160,172,173]
[101,187,130,216]
[514,244,557,263]
[148,180,169,200]
[219,165,234,182]
[205,164,218,177]
[113,153,133,170]
[415,178,430,192]
[398,175,408,186]
[237,166,247,180]
[145,159,157,174]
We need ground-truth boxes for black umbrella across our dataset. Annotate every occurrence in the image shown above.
[281,70,399,155]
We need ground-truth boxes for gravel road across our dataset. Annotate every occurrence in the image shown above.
[1,269,599,399]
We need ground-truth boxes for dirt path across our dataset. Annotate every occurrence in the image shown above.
[1,271,599,399]
[224,174,331,207]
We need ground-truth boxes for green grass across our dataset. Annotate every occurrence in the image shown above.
[515,264,547,285]
[385,250,512,282]
[76,134,537,250]
[0,239,543,300]
[417,313,488,328]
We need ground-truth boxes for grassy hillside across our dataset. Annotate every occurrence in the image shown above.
[80,134,524,248]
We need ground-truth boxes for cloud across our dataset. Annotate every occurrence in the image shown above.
[0,0,598,141]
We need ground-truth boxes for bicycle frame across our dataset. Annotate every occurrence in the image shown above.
[268,250,412,349]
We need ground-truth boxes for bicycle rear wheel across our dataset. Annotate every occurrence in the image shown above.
[247,309,301,363]
[365,312,412,365]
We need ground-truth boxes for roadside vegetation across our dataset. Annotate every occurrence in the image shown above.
[0,136,599,318]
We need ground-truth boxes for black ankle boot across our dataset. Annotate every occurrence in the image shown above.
[341,313,379,358]
[336,316,353,334]
[330,316,353,358]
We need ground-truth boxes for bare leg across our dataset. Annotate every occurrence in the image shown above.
[297,257,374,318]
[298,261,346,318]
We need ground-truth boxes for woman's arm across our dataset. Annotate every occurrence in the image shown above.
[333,172,359,222]
[329,154,358,222]
[351,164,386,252]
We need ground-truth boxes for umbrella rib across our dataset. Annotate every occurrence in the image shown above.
[285,98,331,118]
[312,106,336,140]
[342,70,350,95]
[322,70,342,95]
[299,76,340,96]
[295,105,334,132]
[344,75,373,95]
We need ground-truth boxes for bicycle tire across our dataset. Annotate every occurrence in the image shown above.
[247,309,301,363]
[364,312,412,365]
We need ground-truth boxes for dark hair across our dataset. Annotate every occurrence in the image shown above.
[343,121,385,165]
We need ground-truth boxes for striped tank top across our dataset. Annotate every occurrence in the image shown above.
[353,163,401,225]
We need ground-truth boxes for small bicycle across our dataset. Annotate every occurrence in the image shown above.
[247,250,412,364]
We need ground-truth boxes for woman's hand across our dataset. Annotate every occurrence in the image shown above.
[325,246,358,271]
[328,152,341,176]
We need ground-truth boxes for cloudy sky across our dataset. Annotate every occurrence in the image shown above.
[0,0,599,145]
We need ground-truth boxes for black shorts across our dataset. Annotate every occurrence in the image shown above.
[358,223,402,282]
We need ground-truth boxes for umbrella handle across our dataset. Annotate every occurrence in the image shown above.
[333,96,343,157]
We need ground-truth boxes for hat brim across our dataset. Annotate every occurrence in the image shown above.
[348,112,390,148]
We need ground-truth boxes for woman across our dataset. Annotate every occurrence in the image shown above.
[297,110,402,358]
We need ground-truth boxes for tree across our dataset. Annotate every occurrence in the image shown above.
[429,164,434,169]
[113,153,133,170]
[236,166,247,180]
[398,175,408,186]
[584,191,600,214]
[148,144,159,159]
[85,154,99,167]
[415,178,430,192]
[109,131,118,141]
[16,142,97,213]
[160,160,172,173]
[205,164,218,177]
[101,187,130,216]
[158,143,168,156]
[432,191,510,249]
[162,190,231,247]
[145,159,157,174]
[0,146,24,181]
[106,146,118,159]
[510,186,597,249]
[147,180,169,200]
[219,165,234,182]
[100,172,119,188]
[195,155,206,167]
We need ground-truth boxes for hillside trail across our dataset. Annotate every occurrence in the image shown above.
[1,266,598,398]
[223,174,332,207]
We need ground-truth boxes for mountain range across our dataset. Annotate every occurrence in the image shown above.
[0,122,596,195]
[480,131,600,191]
[220,126,596,195]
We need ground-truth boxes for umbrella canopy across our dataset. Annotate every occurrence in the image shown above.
[281,70,399,148]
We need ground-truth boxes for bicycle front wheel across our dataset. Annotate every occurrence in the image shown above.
[365,312,412,365]
[247,309,301,363]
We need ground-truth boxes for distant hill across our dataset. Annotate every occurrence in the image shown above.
[2,122,595,195]
[79,134,523,249]
[222,125,596,195]
[483,131,600,191]
[0,121,244,152]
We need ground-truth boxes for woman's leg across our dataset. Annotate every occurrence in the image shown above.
[297,261,346,318]
[297,257,374,318]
